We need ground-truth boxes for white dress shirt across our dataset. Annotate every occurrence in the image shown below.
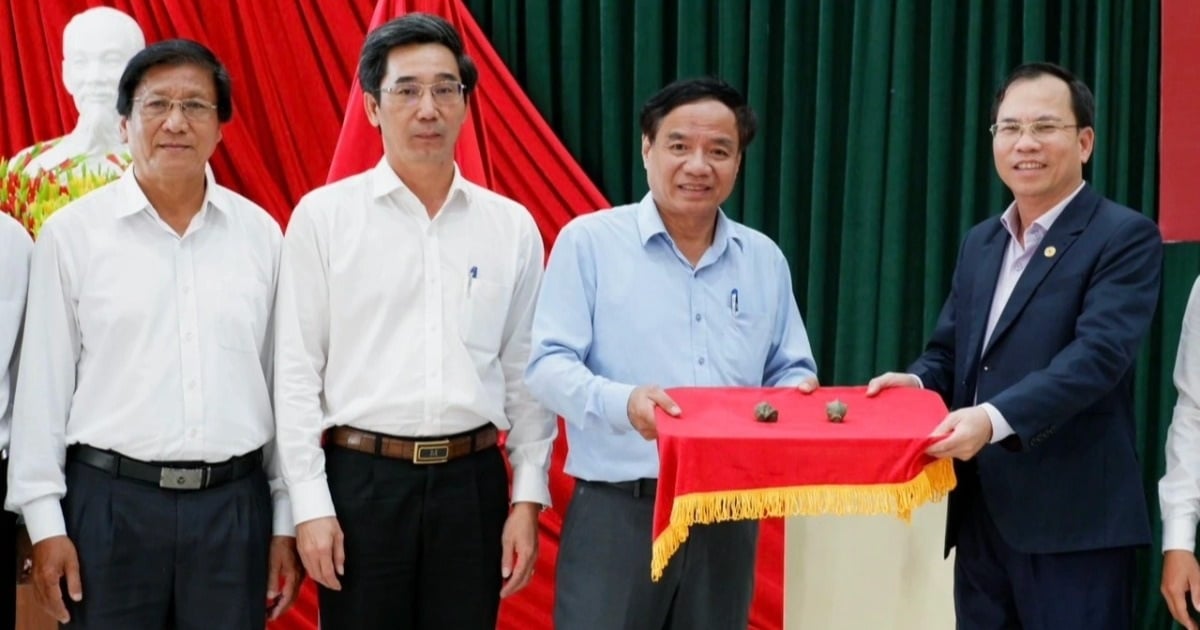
[1161,277,1200,551]
[0,214,33,453]
[6,167,291,544]
[274,159,556,526]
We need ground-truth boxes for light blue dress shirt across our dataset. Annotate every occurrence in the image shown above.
[525,194,817,482]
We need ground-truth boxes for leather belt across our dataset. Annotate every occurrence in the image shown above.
[581,478,658,498]
[327,424,498,465]
[69,444,263,491]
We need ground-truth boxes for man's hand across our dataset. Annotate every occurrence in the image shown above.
[31,535,82,624]
[499,502,539,598]
[925,406,993,460]
[1162,550,1200,630]
[266,535,303,620]
[865,372,920,397]
[296,516,345,591]
[796,376,819,394]
[627,385,681,441]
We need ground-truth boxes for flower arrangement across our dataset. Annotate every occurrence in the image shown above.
[0,143,129,236]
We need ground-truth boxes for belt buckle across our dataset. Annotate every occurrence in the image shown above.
[159,467,204,490]
[412,440,451,465]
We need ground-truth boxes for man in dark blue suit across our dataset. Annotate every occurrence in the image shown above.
[867,62,1162,629]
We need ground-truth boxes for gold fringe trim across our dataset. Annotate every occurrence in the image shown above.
[650,458,957,581]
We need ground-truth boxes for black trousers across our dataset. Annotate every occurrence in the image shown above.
[319,444,509,630]
[62,460,271,630]
[953,490,1136,630]
[0,461,15,630]
[554,480,758,630]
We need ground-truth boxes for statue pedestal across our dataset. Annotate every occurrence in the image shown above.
[784,501,955,629]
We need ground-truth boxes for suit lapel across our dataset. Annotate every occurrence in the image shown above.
[965,226,1007,375]
[981,185,1099,358]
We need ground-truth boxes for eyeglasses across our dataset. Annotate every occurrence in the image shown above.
[379,81,465,107]
[134,96,218,121]
[988,121,1079,141]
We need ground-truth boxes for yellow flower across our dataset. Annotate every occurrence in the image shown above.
[0,144,128,236]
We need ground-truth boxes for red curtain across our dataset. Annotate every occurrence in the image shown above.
[1159,0,1200,242]
[1,0,370,226]
[2,2,784,628]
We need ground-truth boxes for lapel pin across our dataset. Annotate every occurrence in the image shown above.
[1043,245,1057,258]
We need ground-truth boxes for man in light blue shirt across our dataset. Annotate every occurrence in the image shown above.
[526,77,818,630]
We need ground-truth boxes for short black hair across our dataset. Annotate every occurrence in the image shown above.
[990,62,1094,129]
[117,39,233,122]
[640,77,757,152]
[358,13,478,102]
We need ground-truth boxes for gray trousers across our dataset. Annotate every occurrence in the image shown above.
[554,480,758,630]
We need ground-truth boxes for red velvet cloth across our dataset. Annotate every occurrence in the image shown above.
[652,386,951,578]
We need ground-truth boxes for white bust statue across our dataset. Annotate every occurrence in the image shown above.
[15,7,145,175]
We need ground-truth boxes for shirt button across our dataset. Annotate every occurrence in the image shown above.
[698,357,706,366]
[695,314,702,322]
[982,366,990,372]
[182,286,192,294]
[187,380,197,389]
[183,332,194,341]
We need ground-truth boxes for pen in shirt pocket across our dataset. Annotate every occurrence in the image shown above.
[730,288,739,315]
[468,265,478,296]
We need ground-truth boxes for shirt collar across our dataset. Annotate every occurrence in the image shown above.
[369,157,473,206]
[635,192,742,251]
[112,164,225,218]
[999,180,1086,241]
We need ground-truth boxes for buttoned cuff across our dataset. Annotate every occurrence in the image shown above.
[1163,516,1198,552]
[23,497,67,544]
[599,382,637,434]
[271,493,295,537]
[980,403,1015,443]
[289,476,336,525]
[510,462,551,508]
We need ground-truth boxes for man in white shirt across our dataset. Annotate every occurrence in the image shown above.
[0,213,32,630]
[6,40,300,628]
[274,13,555,630]
[1160,277,1200,630]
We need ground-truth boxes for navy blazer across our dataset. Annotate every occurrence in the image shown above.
[908,184,1162,555]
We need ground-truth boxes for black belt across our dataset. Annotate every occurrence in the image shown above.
[581,478,658,498]
[69,445,262,491]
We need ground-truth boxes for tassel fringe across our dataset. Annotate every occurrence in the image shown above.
[650,459,957,581]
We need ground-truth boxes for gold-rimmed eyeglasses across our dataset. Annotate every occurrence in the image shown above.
[988,121,1079,141]
[379,80,465,107]
[134,96,218,121]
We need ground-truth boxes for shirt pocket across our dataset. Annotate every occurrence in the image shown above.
[214,278,269,355]
[715,307,772,383]
[458,278,513,355]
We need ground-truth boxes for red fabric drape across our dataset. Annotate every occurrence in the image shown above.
[651,387,952,580]
[1159,0,1200,242]
[3,2,784,628]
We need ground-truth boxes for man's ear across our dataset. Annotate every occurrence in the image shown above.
[1078,126,1095,165]
[363,91,381,128]
[119,117,129,143]
[61,59,76,97]
[641,134,651,168]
